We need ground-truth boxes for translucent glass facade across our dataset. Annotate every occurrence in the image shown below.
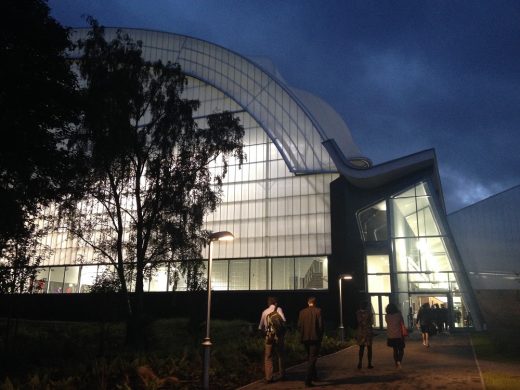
[70,28,344,173]
[29,28,341,293]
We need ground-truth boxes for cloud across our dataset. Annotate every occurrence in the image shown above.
[442,166,517,213]
[48,0,520,213]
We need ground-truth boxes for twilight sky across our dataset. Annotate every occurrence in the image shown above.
[48,0,520,213]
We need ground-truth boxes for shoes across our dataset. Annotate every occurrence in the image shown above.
[396,361,402,369]
[368,364,374,369]
[305,382,315,387]
[357,362,362,369]
[264,378,275,384]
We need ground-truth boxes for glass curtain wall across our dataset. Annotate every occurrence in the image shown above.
[359,182,473,329]
[391,183,454,288]
[390,182,468,327]
[28,256,327,294]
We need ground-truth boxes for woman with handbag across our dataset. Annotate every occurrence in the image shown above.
[385,302,406,369]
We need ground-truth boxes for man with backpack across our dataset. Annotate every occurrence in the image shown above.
[258,296,286,383]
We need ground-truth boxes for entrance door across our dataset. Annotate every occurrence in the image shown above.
[369,294,390,330]
[409,293,451,332]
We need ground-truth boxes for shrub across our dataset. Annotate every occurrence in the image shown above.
[0,318,353,389]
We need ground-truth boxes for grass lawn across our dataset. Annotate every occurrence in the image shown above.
[471,330,520,390]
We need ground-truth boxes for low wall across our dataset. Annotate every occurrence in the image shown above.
[0,290,338,327]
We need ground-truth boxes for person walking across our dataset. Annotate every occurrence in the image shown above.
[298,296,323,387]
[355,300,374,369]
[439,304,449,333]
[416,302,432,347]
[385,302,406,369]
[258,296,286,383]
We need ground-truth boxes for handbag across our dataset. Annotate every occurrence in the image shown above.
[400,320,409,337]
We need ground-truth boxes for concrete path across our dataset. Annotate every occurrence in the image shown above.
[239,331,485,389]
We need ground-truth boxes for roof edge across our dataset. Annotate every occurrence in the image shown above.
[323,139,439,190]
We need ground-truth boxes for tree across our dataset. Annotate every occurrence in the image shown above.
[63,19,245,345]
[0,0,79,263]
[0,228,51,294]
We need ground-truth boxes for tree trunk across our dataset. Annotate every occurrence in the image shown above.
[125,266,145,348]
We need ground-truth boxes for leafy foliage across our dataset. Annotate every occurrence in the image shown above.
[61,19,245,343]
[0,317,353,389]
[0,230,50,294]
[89,269,123,294]
[1,0,80,255]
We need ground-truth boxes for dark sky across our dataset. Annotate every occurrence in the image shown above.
[48,0,520,213]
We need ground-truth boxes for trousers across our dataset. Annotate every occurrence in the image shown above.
[303,340,321,383]
[264,335,285,380]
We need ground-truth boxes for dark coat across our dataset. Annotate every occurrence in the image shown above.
[417,306,432,326]
[297,306,323,342]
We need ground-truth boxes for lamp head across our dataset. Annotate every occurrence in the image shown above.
[339,274,353,280]
[209,231,234,242]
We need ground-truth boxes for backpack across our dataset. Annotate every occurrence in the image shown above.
[266,309,286,343]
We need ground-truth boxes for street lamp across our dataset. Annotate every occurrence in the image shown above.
[338,273,353,342]
[202,231,234,390]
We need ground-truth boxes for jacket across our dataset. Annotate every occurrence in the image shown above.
[297,306,323,342]
[385,312,404,339]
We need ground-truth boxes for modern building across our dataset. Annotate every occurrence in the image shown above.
[4,28,486,330]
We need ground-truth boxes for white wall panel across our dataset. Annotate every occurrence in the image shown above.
[449,185,520,289]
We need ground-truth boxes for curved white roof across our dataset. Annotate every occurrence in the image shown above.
[289,86,362,159]
[72,28,367,173]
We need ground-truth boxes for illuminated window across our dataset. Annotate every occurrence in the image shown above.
[366,255,391,293]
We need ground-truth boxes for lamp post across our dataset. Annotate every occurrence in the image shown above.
[202,231,234,390]
[338,273,353,342]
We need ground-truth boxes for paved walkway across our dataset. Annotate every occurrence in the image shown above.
[239,331,485,389]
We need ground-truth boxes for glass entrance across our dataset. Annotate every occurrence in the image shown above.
[410,294,446,329]
[357,181,483,331]
[409,293,469,332]
[369,294,390,330]
[366,253,391,330]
